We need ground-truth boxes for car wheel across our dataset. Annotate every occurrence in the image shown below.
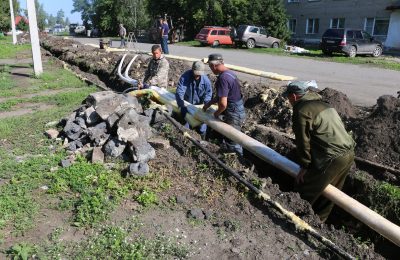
[272,42,279,48]
[246,39,255,49]
[348,46,357,58]
[212,40,220,47]
[322,49,332,56]
[372,45,382,57]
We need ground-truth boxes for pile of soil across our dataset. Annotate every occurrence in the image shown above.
[354,95,400,169]
[319,87,356,119]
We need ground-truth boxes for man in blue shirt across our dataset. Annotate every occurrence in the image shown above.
[160,18,170,54]
[176,61,212,139]
[203,53,246,156]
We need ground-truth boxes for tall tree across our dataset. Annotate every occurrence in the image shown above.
[65,17,71,26]
[147,0,290,40]
[72,0,95,28]
[35,0,48,30]
[56,9,65,25]
[72,0,150,34]
[47,14,56,28]
[0,0,21,31]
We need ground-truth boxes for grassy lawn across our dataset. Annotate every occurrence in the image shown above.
[0,35,31,59]
[0,53,186,259]
[176,40,400,71]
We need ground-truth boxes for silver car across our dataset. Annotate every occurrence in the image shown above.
[234,25,281,49]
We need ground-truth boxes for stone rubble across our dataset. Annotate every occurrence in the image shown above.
[49,91,164,176]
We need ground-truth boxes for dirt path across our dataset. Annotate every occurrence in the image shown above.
[0,103,55,119]
[0,88,86,103]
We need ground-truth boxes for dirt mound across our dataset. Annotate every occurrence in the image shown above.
[354,95,400,169]
[244,87,293,131]
[319,88,356,118]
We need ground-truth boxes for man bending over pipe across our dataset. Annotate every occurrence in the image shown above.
[139,45,169,89]
[203,53,246,156]
[176,61,212,139]
[282,81,355,222]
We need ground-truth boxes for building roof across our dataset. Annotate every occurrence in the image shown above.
[15,16,29,25]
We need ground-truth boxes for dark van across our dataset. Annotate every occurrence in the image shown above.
[320,28,383,57]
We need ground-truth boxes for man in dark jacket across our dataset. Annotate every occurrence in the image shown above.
[283,81,356,222]
[203,53,246,156]
[176,61,212,139]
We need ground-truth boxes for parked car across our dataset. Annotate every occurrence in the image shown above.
[320,28,383,57]
[234,25,281,49]
[195,26,233,47]
[74,25,86,35]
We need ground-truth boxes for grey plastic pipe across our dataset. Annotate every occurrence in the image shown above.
[135,86,400,247]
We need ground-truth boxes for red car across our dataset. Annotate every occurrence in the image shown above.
[195,26,233,47]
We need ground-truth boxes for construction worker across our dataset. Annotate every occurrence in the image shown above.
[176,61,212,139]
[119,24,127,48]
[203,53,246,156]
[140,45,169,89]
[282,81,356,222]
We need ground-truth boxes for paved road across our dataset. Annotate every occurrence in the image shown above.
[74,37,400,106]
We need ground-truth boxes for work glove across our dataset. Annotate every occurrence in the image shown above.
[180,106,188,118]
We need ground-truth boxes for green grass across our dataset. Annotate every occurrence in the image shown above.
[0,36,31,59]
[47,156,129,227]
[0,60,91,98]
[176,39,400,71]
[0,151,65,236]
[32,224,189,259]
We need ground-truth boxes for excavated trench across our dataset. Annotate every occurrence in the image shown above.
[41,36,400,258]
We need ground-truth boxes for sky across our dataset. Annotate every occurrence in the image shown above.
[20,0,82,24]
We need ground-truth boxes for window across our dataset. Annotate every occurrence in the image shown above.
[288,19,297,34]
[260,28,267,35]
[288,0,299,2]
[210,30,217,35]
[217,30,228,35]
[306,18,319,34]
[374,19,389,36]
[364,18,389,36]
[330,18,345,29]
[354,30,363,39]
[346,30,354,39]
[249,27,259,33]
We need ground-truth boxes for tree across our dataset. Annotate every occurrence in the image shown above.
[0,0,21,32]
[47,14,56,28]
[72,0,150,35]
[146,0,290,40]
[56,9,65,25]
[72,0,95,28]
[35,0,48,30]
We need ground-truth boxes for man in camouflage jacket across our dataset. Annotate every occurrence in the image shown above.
[283,81,356,222]
[141,45,169,89]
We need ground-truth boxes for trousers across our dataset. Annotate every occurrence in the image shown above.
[223,99,246,156]
[295,150,355,222]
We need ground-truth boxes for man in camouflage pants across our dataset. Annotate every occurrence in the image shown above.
[140,45,169,89]
[283,81,356,222]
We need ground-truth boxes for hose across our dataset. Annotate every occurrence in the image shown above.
[158,108,356,260]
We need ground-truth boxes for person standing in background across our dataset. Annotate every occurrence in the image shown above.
[160,18,169,54]
[119,23,127,48]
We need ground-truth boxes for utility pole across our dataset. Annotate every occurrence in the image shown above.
[9,0,17,45]
[27,0,43,76]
